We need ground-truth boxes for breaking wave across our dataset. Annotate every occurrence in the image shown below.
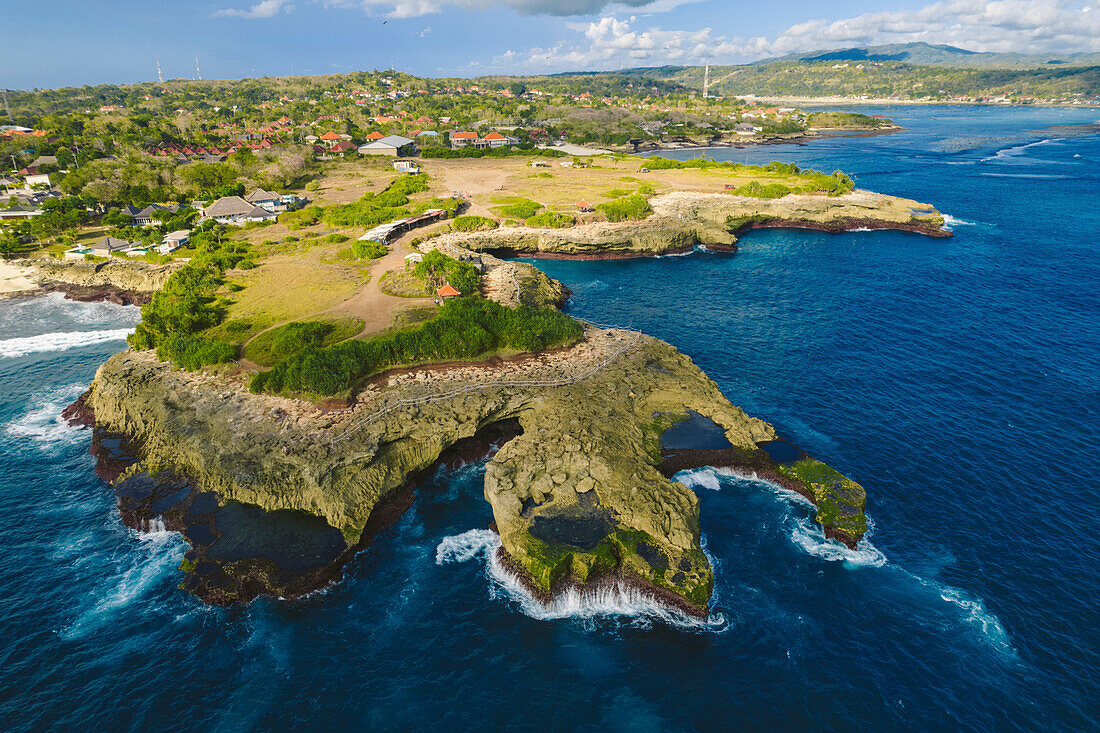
[942,214,978,228]
[980,137,1060,162]
[0,328,135,359]
[435,529,725,631]
[3,383,88,447]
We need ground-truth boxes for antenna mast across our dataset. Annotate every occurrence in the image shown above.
[195,55,202,81]
[1,89,12,122]
[156,57,164,83]
[703,62,710,99]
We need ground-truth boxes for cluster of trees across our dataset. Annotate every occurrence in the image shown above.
[128,235,253,369]
[597,194,653,222]
[414,250,481,294]
[249,297,582,396]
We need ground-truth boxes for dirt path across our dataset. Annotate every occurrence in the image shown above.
[321,235,435,334]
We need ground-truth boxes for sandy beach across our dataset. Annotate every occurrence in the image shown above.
[0,260,39,297]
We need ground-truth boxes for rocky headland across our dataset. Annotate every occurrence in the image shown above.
[431,190,949,259]
[8,257,180,305]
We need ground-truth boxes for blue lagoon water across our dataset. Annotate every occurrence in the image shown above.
[2,106,1098,731]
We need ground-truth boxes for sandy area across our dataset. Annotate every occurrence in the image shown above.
[0,261,39,296]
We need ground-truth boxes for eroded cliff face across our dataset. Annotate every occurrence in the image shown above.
[430,190,948,258]
[17,257,181,304]
[83,326,867,614]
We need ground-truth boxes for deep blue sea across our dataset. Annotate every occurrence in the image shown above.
[2,106,1098,731]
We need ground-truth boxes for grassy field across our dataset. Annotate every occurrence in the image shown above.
[379,270,432,298]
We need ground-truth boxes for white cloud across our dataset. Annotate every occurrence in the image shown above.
[214,0,294,19]
[420,25,432,36]
[349,0,667,18]
[490,0,1100,72]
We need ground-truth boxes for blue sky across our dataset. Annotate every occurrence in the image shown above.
[2,0,1098,89]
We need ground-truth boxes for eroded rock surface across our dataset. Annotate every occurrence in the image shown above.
[83,325,867,613]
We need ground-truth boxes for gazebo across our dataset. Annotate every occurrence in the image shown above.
[577,199,593,212]
[436,284,460,300]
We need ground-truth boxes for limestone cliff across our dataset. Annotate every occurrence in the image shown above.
[83,326,868,614]
[17,257,180,304]
[431,190,948,258]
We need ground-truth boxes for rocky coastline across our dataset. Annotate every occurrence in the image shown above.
[5,257,179,305]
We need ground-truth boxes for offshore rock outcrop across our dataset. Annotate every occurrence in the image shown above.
[15,257,180,305]
[80,327,868,614]
[431,190,949,259]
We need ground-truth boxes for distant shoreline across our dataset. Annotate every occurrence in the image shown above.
[737,94,1100,109]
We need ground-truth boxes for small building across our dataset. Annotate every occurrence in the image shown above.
[201,196,278,225]
[576,199,593,212]
[450,131,478,149]
[436,284,460,300]
[358,135,414,157]
[245,188,283,212]
[404,252,423,269]
[482,131,509,148]
[133,203,177,227]
[329,140,357,154]
[160,230,190,254]
[393,160,420,174]
[89,236,135,257]
[365,131,386,141]
[0,202,43,220]
[24,173,52,189]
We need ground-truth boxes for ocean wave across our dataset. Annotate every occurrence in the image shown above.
[979,137,1061,163]
[4,383,88,447]
[435,529,726,631]
[942,214,979,228]
[61,525,187,640]
[0,328,135,359]
[655,245,710,259]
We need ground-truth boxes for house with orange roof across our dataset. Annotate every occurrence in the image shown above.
[482,131,508,148]
[450,131,478,149]
[436,284,460,300]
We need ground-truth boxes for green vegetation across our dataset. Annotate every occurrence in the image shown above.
[601,188,632,199]
[775,457,868,538]
[452,215,498,232]
[525,211,574,228]
[731,181,792,199]
[323,174,430,228]
[807,111,891,128]
[244,315,365,367]
[351,240,387,259]
[324,233,350,243]
[379,270,432,297]
[493,197,543,219]
[156,334,238,370]
[421,146,564,159]
[414,250,481,294]
[281,206,323,230]
[250,297,582,396]
[597,193,653,222]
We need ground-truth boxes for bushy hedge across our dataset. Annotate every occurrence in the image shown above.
[526,211,574,228]
[325,233,350,243]
[352,240,387,259]
[731,181,792,199]
[496,198,542,219]
[155,334,237,371]
[598,194,652,222]
[420,146,565,160]
[414,250,480,294]
[250,297,582,396]
[452,215,498,232]
[281,205,323,230]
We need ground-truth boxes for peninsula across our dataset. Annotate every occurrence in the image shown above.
[42,152,948,616]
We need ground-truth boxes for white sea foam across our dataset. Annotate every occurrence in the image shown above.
[435,529,725,631]
[980,137,1060,162]
[675,467,723,492]
[0,328,134,358]
[942,214,978,228]
[4,383,88,447]
[62,525,187,639]
[435,529,500,564]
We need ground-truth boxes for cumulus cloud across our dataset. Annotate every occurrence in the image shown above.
[214,0,294,19]
[490,0,1100,72]
[350,0,668,18]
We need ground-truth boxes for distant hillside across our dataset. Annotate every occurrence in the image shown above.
[758,42,1100,69]
[617,52,1100,103]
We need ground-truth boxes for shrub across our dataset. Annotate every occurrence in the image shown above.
[352,240,387,259]
[281,206,323,230]
[525,211,574,228]
[495,198,542,219]
[637,183,656,195]
[156,334,236,371]
[325,233,350,243]
[598,194,652,222]
[452,215,498,232]
[601,188,632,199]
[731,181,792,199]
[414,250,480,294]
[251,298,581,396]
